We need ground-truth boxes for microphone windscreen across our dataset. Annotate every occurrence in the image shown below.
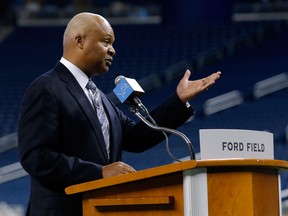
[114,75,125,86]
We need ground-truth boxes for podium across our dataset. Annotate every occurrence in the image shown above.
[65,159,288,216]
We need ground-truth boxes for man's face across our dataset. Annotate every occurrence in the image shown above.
[83,20,116,76]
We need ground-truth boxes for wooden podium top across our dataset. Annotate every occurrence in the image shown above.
[65,158,288,195]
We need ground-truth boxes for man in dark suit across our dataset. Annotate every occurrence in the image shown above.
[17,12,221,216]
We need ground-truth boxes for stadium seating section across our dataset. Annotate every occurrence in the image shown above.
[0,20,287,210]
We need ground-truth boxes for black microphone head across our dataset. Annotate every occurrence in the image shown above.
[114,75,125,86]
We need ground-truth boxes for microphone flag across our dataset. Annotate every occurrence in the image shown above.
[113,77,145,103]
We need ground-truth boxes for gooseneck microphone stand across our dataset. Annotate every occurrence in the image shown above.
[128,103,196,161]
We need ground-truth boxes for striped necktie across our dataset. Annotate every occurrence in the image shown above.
[86,80,110,158]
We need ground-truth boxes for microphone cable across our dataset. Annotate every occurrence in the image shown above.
[128,106,196,161]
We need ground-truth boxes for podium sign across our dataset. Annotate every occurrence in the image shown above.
[199,129,274,159]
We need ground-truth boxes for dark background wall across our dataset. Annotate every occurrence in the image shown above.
[161,0,240,24]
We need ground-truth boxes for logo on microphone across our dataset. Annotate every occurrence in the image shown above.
[117,83,129,99]
[113,76,144,103]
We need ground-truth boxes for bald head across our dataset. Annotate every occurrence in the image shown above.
[62,12,116,77]
[63,13,110,54]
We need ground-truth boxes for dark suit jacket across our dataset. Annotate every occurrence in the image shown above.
[17,62,193,216]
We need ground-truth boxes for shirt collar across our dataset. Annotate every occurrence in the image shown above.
[60,57,89,90]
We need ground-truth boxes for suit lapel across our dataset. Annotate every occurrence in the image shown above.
[55,63,110,163]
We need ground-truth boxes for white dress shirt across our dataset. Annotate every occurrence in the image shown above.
[60,57,93,106]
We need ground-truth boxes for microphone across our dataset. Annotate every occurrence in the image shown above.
[113,75,196,161]
[113,75,147,113]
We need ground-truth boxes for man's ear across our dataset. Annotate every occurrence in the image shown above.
[75,35,84,49]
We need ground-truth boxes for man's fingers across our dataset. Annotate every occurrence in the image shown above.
[122,165,136,173]
[212,71,221,81]
[206,71,221,86]
[118,162,135,172]
[182,69,191,81]
[102,162,136,178]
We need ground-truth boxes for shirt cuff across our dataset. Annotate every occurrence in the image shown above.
[185,101,191,109]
